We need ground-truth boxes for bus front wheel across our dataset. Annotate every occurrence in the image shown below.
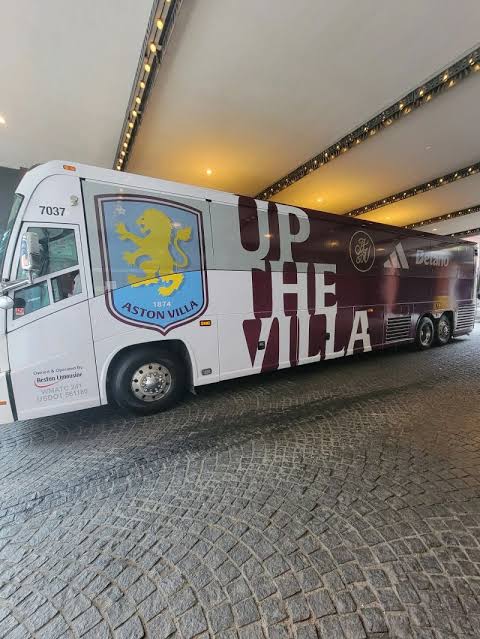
[415,316,435,350]
[110,347,186,414]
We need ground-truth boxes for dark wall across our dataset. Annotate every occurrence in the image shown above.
[0,166,22,234]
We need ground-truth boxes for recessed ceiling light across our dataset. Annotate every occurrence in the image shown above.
[0,115,6,126]
[206,168,213,176]
[433,228,438,231]
[316,196,324,203]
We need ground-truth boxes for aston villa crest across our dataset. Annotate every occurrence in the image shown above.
[96,194,208,334]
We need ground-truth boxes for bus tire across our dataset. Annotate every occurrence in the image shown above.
[415,316,435,350]
[435,313,452,346]
[110,346,186,414]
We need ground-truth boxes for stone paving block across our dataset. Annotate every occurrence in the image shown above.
[177,605,208,638]
[237,623,265,639]
[137,590,166,621]
[339,613,367,639]
[319,615,345,639]
[308,589,335,618]
[286,593,311,623]
[259,595,288,625]
[3,625,31,639]
[62,593,91,622]
[208,602,234,633]
[26,601,58,632]
[115,614,144,639]
[226,577,252,603]
[105,596,136,629]
[35,615,69,639]
[170,586,196,616]
[233,597,261,627]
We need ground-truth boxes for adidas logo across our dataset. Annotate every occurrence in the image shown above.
[384,242,409,269]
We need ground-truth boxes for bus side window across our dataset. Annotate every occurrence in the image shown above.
[52,269,82,302]
[13,282,50,319]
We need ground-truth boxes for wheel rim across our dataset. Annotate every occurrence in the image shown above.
[130,362,172,402]
[438,318,451,340]
[420,323,433,346]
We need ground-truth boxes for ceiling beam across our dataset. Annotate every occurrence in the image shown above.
[404,204,480,230]
[448,227,480,238]
[346,161,480,218]
[255,46,480,201]
[114,0,183,173]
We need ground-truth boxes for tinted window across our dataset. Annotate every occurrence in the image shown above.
[13,282,49,319]
[52,269,82,302]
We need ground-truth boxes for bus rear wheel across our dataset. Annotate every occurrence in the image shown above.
[415,316,435,350]
[435,314,452,346]
[110,347,186,414]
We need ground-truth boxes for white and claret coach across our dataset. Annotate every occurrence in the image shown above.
[0,162,475,423]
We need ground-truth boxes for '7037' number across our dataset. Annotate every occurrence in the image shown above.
[39,206,65,216]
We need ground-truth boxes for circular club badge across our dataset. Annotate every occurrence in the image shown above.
[349,230,375,272]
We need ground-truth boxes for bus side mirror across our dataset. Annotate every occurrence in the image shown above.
[0,296,14,310]
[20,231,41,279]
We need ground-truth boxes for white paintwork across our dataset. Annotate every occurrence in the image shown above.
[7,301,100,420]
[5,214,100,420]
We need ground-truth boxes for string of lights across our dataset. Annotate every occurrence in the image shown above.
[404,204,480,230]
[449,227,480,238]
[255,46,480,201]
[346,161,480,218]
[113,0,182,172]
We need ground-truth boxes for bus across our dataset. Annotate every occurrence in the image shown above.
[0,161,476,423]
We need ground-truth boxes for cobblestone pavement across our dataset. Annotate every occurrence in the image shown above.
[2,327,480,639]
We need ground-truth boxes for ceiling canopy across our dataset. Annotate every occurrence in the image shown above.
[124,0,480,229]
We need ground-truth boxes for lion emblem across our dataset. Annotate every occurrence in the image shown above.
[116,208,192,297]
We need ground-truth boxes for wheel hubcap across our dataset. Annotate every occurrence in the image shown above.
[439,320,450,339]
[131,363,171,402]
[421,324,432,345]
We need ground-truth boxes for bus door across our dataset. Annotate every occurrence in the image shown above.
[6,222,100,420]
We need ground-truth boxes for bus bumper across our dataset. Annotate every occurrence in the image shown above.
[0,371,15,424]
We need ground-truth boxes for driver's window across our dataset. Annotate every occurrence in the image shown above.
[13,226,82,320]
[17,227,78,279]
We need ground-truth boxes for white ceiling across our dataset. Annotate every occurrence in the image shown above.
[0,0,153,169]
[272,75,480,217]
[127,0,480,227]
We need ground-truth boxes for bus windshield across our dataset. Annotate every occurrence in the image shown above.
[0,194,24,277]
